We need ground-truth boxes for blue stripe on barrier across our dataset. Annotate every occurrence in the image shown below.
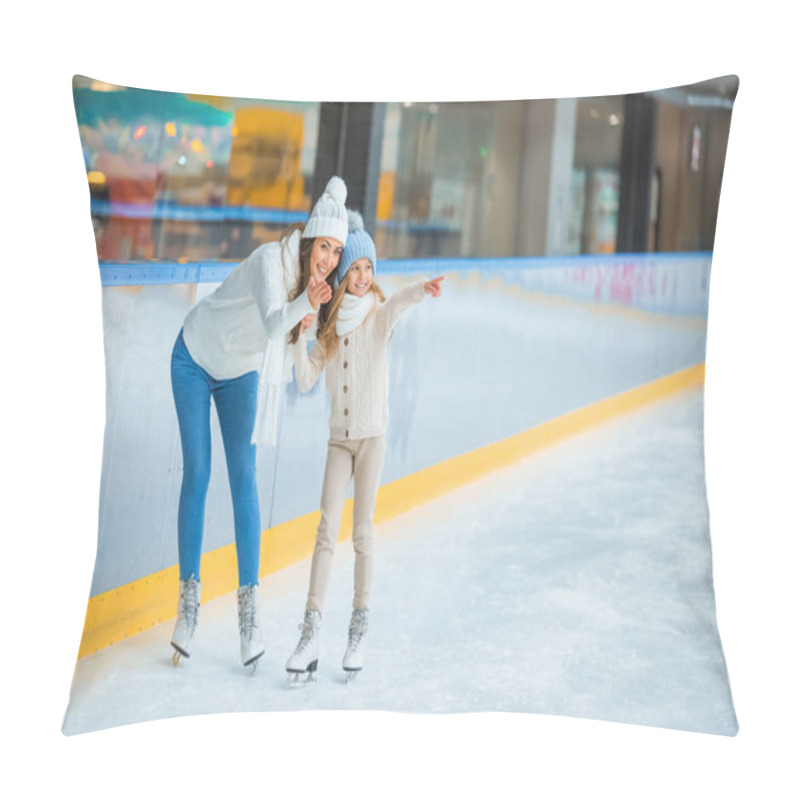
[91,199,309,225]
[98,252,713,287]
[376,252,712,274]
[98,262,236,286]
[91,200,458,233]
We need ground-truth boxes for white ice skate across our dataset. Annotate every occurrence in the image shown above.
[286,609,321,685]
[342,607,369,682]
[237,585,265,669]
[171,577,201,665]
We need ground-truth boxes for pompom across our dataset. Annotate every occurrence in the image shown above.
[348,209,365,232]
[325,175,347,204]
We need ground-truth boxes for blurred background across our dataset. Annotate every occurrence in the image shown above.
[73,74,737,266]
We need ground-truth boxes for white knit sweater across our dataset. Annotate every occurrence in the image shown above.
[182,229,314,444]
[182,229,313,380]
[293,281,427,441]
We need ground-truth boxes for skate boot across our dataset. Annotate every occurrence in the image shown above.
[237,584,265,669]
[286,609,321,685]
[342,607,369,681]
[171,577,201,665]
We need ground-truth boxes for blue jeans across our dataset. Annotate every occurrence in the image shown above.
[171,331,260,587]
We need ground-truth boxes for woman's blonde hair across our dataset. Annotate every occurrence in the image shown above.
[317,275,385,362]
[282,223,338,344]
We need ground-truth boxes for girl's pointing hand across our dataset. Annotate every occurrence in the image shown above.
[424,276,444,297]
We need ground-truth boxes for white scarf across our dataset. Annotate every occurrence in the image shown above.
[336,293,374,337]
[251,232,300,446]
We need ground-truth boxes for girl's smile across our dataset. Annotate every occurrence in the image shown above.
[346,258,374,297]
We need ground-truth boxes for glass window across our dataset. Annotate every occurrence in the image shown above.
[376,97,626,260]
[375,101,498,259]
[73,76,320,262]
[572,96,624,254]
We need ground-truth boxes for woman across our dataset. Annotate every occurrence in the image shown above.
[170,176,348,668]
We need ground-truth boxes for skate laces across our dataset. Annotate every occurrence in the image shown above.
[238,587,258,640]
[179,579,200,631]
[296,612,320,653]
[348,609,368,648]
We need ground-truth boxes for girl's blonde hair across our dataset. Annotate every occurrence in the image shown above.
[317,275,385,362]
[282,222,338,344]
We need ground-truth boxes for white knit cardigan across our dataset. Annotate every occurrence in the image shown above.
[182,229,314,444]
[293,281,426,441]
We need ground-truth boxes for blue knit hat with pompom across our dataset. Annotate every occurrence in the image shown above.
[337,210,376,285]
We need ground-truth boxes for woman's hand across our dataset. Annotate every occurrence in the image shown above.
[307,275,333,310]
[299,313,315,334]
[424,276,444,297]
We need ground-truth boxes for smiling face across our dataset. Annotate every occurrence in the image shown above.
[345,257,374,297]
[309,236,343,284]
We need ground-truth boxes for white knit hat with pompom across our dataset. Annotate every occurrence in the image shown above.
[302,175,349,244]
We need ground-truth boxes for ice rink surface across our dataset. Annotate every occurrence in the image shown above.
[63,385,736,736]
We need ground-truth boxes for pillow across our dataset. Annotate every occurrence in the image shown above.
[62,74,738,736]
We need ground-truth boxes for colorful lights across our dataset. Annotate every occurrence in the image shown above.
[87,171,107,185]
[165,122,177,137]
[133,125,146,140]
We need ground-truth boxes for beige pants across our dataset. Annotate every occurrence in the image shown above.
[306,435,387,614]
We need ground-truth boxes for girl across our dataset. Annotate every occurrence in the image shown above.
[286,211,443,682]
[170,176,349,668]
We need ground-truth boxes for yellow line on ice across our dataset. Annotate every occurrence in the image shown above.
[76,363,704,659]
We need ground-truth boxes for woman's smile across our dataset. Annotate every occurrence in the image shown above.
[309,236,343,283]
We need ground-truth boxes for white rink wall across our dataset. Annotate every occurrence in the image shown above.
[90,255,710,596]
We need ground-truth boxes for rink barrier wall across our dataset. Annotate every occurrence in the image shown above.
[98,249,713,318]
[77,362,705,659]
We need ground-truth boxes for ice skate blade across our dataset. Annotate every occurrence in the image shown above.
[243,650,265,672]
[171,645,189,666]
[286,671,317,687]
[286,660,318,687]
[344,668,361,684]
